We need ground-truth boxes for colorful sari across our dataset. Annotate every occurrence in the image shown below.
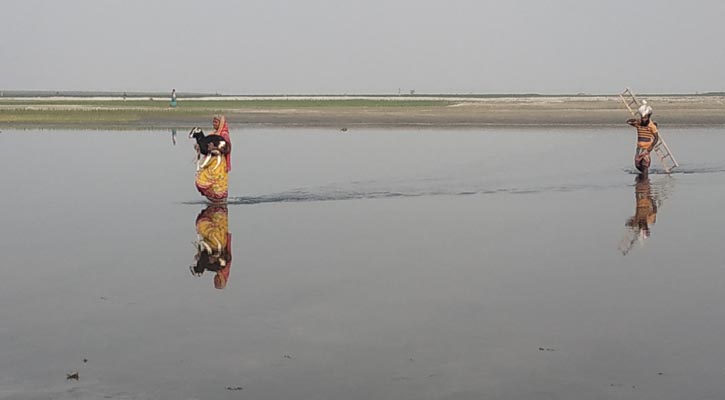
[195,115,232,203]
[193,205,232,289]
[195,156,228,203]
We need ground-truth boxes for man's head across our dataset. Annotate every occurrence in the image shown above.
[638,101,653,123]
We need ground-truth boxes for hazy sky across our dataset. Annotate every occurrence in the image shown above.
[2,0,724,94]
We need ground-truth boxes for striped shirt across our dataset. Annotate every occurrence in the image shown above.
[636,121,659,150]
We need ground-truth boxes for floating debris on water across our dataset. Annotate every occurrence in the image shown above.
[226,386,243,391]
[66,372,79,380]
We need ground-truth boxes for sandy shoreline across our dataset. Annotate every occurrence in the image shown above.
[1,95,723,129]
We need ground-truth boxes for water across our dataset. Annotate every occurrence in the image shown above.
[1,127,725,399]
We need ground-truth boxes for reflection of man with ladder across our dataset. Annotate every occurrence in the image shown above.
[620,88,678,174]
[619,174,663,255]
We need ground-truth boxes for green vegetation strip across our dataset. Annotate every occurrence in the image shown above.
[0,99,455,127]
[0,99,453,108]
[0,109,203,124]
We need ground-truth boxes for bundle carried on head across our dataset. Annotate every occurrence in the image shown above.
[638,100,653,118]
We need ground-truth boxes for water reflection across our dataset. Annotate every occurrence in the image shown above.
[190,205,232,289]
[619,174,674,255]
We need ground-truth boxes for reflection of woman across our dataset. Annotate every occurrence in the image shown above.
[190,205,232,289]
[195,115,232,203]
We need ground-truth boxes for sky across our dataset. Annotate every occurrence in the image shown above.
[2,0,724,94]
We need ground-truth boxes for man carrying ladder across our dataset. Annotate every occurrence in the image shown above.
[620,88,679,174]
[627,100,659,173]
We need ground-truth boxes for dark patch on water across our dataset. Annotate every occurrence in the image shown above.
[182,162,725,206]
[179,166,721,205]
[623,163,725,175]
[181,181,627,206]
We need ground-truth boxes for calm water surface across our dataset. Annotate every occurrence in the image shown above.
[1,127,724,400]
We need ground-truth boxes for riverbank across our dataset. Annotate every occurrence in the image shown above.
[1,95,723,129]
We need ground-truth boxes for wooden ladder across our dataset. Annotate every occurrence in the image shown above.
[619,88,642,116]
[619,88,679,173]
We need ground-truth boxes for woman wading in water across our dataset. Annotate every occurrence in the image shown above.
[194,115,232,203]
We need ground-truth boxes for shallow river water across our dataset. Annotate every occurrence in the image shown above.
[1,127,725,400]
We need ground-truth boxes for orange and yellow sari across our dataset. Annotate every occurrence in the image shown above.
[195,115,232,203]
[194,205,232,289]
[195,156,228,203]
